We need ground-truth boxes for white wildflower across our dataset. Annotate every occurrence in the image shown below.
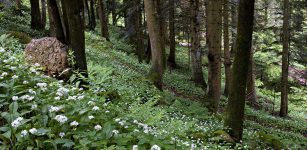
[133,120,138,124]
[92,106,100,111]
[59,132,65,138]
[94,125,102,131]
[133,145,138,150]
[115,118,120,122]
[0,48,5,53]
[105,110,110,113]
[112,130,119,135]
[79,88,83,91]
[23,81,29,84]
[29,128,37,134]
[54,96,61,100]
[70,121,79,127]
[36,83,47,91]
[28,89,36,95]
[20,95,34,101]
[67,96,77,101]
[77,95,85,100]
[10,66,16,70]
[54,115,68,124]
[150,145,161,150]
[11,117,23,128]
[49,106,62,112]
[88,116,95,120]
[21,130,28,137]
[56,87,69,97]
[12,75,18,79]
[1,72,8,76]
[12,96,19,101]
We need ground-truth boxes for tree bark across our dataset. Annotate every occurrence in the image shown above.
[134,0,144,62]
[190,0,206,88]
[223,0,232,96]
[47,0,65,43]
[207,0,222,112]
[246,49,258,108]
[30,0,43,30]
[62,0,88,85]
[89,0,96,30]
[167,0,176,68]
[60,0,70,44]
[41,0,47,28]
[144,0,165,90]
[224,0,255,141]
[98,0,110,41]
[280,0,290,117]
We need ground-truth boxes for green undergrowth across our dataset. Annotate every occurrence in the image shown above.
[0,7,306,149]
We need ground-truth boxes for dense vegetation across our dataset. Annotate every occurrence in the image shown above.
[0,0,306,149]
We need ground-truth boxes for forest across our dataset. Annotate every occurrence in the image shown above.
[0,0,306,149]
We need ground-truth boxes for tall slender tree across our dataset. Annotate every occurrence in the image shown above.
[89,0,96,30]
[98,0,110,41]
[280,0,290,117]
[30,0,43,30]
[62,0,88,85]
[190,0,206,88]
[144,0,165,90]
[167,0,177,68]
[223,0,232,96]
[207,0,222,112]
[47,0,65,43]
[224,0,255,141]
[41,0,47,28]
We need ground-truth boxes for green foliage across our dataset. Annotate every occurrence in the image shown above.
[7,31,31,44]
[0,34,22,52]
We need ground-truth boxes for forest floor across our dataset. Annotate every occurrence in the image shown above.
[0,7,307,149]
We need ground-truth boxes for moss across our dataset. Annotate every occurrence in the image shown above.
[7,31,32,44]
[258,132,283,150]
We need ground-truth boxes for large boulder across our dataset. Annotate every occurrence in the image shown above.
[25,37,71,79]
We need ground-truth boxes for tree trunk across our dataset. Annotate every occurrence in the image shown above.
[280,0,290,117]
[190,0,206,88]
[47,0,65,43]
[223,0,232,96]
[246,49,258,108]
[167,0,176,68]
[89,0,96,30]
[15,0,22,15]
[60,0,70,44]
[98,0,110,41]
[157,0,166,68]
[84,0,91,29]
[30,0,43,30]
[134,0,144,62]
[144,0,164,90]
[41,0,47,28]
[224,0,255,141]
[62,0,88,86]
[230,0,238,54]
[47,4,56,37]
[207,0,222,112]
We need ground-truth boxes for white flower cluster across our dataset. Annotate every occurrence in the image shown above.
[49,106,63,112]
[70,121,79,127]
[0,47,5,53]
[29,128,37,134]
[20,95,35,101]
[59,132,65,138]
[57,87,69,97]
[92,106,100,111]
[21,130,28,137]
[54,115,68,124]
[94,125,102,131]
[36,83,48,91]
[150,145,161,150]
[11,117,23,128]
